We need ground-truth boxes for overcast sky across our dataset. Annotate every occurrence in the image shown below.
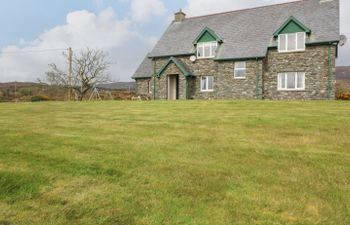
[0,0,349,82]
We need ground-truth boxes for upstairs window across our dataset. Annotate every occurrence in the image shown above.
[278,32,305,52]
[197,42,218,59]
[234,62,246,79]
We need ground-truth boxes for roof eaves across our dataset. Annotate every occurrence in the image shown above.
[149,53,194,59]
[214,56,266,61]
[132,75,152,79]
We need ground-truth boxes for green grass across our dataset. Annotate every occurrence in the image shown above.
[0,101,349,225]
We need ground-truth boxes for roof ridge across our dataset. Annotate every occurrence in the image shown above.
[185,0,308,20]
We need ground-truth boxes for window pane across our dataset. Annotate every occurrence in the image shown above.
[235,69,246,78]
[211,43,217,57]
[279,73,286,89]
[197,45,203,57]
[201,77,207,90]
[297,72,305,89]
[279,34,287,51]
[235,62,245,69]
[297,33,305,50]
[287,33,296,51]
[287,72,296,89]
[204,45,210,57]
[208,76,214,90]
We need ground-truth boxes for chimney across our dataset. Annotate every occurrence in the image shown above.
[174,9,186,22]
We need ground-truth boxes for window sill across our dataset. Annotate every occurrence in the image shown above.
[200,90,214,93]
[277,89,306,92]
[234,77,246,80]
[197,55,216,59]
[278,49,305,54]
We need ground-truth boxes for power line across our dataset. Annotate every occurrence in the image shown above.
[0,48,68,55]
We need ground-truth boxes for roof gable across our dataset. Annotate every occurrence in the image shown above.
[193,27,222,44]
[156,57,193,78]
[273,16,311,37]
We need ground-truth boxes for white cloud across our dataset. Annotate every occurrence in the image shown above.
[184,0,290,17]
[0,8,155,82]
[0,0,349,83]
[129,0,166,22]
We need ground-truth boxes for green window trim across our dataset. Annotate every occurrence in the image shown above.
[156,57,193,78]
[273,16,311,37]
[193,27,222,44]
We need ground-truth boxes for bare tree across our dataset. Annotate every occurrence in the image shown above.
[46,48,110,101]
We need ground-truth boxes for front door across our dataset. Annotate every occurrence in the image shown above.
[168,75,179,100]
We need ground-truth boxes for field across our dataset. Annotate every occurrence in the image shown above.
[0,101,349,225]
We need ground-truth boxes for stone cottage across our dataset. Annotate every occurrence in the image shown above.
[132,0,340,100]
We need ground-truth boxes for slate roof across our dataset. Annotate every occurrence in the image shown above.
[148,0,340,60]
[132,56,153,79]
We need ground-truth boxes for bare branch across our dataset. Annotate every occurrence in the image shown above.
[45,48,111,101]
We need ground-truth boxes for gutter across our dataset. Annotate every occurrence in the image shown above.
[328,44,332,100]
[148,53,194,59]
[153,59,157,100]
[215,56,265,61]
[132,76,152,79]
[256,58,260,100]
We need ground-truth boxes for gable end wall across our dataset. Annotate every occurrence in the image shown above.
[264,45,336,100]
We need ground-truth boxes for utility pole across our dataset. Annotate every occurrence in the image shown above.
[68,47,73,101]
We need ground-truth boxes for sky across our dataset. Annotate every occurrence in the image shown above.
[0,0,349,82]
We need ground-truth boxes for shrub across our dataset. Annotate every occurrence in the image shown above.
[31,95,50,102]
[336,92,350,100]
[335,80,350,100]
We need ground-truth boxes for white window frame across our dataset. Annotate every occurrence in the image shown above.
[197,41,218,59]
[200,76,214,92]
[234,62,247,79]
[278,72,305,91]
[278,32,306,53]
[148,80,152,94]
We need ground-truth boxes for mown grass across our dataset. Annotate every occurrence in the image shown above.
[0,100,349,225]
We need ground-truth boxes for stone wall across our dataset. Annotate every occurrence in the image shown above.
[152,56,263,100]
[135,78,152,98]
[264,45,336,100]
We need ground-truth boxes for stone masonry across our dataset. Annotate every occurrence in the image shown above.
[150,56,263,100]
[264,45,336,100]
[135,44,336,100]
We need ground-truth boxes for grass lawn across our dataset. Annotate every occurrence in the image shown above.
[0,101,349,225]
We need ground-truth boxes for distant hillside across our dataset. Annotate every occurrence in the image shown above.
[336,66,350,82]
[97,82,135,90]
[0,82,40,88]
[0,82,135,102]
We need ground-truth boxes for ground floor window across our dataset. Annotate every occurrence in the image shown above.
[234,62,246,79]
[200,76,214,92]
[278,72,305,91]
[148,80,152,94]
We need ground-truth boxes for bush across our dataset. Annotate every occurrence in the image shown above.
[336,92,350,100]
[31,95,50,102]
[335,80,350,100]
